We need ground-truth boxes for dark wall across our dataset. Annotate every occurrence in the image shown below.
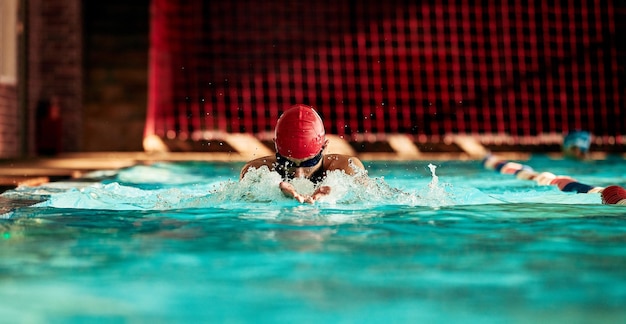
[82,0,149,151]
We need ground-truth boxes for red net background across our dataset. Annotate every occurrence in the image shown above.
[146,0,625,143]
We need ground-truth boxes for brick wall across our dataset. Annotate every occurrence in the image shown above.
[0,84,19,158]
[26,0,82,154]
[24,0,149,153]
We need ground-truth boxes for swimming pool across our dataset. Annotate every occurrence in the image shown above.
[1,156,625,322]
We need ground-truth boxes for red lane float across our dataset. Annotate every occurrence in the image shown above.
[601,186,626,205]
[482,155,626,205]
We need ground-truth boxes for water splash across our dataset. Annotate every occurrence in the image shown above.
[428,163,439,188]
[415,163,455,207]
[27,165,437,210]
[211,166,285,203]
[12,161,594,212]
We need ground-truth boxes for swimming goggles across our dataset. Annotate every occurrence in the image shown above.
[275,151,323,168]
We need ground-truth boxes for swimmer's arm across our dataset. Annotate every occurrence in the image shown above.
[327,155,370,187]
[310,185,331,202]
[239,162,255,180]
[326,155,367,177]
[345,157,365,176]
[279,181,307,203]
[345,157,371,187]
[240,156,275,180]
[285,155,363,204]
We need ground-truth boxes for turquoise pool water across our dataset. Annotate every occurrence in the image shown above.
[1,156,625,322]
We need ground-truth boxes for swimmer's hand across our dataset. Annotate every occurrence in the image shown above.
[310,185,331,202]
[279,181,331,204]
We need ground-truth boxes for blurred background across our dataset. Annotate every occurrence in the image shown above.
[0,0,624,159]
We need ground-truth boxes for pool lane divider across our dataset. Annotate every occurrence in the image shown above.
[482,155,626,205]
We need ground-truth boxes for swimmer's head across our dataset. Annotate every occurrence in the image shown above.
[563,130,591,159]
[274,104,326,160]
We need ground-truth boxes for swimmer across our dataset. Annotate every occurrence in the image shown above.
[562,130,591,160]
[240,104,366,203]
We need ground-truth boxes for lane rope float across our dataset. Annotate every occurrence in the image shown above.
[482,155,626,205]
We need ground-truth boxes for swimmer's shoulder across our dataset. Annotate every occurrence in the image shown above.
[322,154,365,175]
[240,155,277,179]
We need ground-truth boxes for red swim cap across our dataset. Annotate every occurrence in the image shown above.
[274,104,326,159]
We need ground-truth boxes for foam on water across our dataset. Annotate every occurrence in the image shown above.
[3,160,603,214]
[13,164,445,211]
